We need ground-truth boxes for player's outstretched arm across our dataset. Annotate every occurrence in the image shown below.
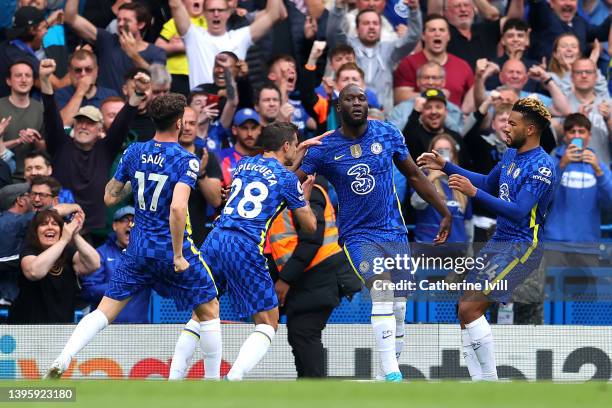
[104,179,132,207]
[287,133,328,173]
[455,179,540,222]
[170,182,191,273]
[395,155,452,245]
[417,150,499,194]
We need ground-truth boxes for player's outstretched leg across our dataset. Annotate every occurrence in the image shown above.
[458,292,496,381]
[369,276,401,382]
[225,308,278,381]
[169,317,201,380]
[45,297,128,379]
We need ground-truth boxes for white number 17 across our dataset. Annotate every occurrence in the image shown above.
[135,171,168,211]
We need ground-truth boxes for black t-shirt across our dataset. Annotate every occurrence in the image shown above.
[132,113,157,142]
[447,21,501,70]
[10,244,79,324]
[188,148,222,247]
[403,110,473,169]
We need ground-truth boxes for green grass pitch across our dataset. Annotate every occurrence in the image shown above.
[1,380,610,408]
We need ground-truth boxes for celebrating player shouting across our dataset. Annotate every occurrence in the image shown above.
[297,84,452,382]
[418,98,556,381]
[45,94,220,379]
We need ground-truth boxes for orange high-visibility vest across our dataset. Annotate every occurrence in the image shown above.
[269,184,341,271]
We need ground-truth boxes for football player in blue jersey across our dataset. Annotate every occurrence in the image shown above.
[297,84,452,382]
[418,97,556,381]
[170,122,318,381]
[45,93,221,379]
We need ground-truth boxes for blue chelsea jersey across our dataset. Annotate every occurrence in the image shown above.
[215,155,307,247]
[114,140,200,260]
[300,120,409,244]
[493,147,556,242]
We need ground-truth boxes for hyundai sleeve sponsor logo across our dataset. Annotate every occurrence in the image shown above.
[538,167,552,177]
[532,174,552,184]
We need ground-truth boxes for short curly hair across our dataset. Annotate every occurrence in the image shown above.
[149,93,186,131]
[512,97,552,133]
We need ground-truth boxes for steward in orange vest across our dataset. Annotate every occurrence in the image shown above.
[269,184,341,272]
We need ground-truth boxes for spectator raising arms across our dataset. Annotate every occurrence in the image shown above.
[169,0,285,90]
[39,58,149,243]
[327,0,422,111]
[63,0,166,93]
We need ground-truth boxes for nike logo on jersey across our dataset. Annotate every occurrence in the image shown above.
[334,154,345,160]
[107,258,115,262]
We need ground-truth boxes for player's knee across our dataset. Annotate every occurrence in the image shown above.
[194,298,220,321]
[366,272,391,290]
[253,308,279,330]
[370,280,394,305]
[97,296,128,323]
[260,319,278,331]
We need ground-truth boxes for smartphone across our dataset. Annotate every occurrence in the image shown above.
[206,94,220,107]
[571,138,583,150]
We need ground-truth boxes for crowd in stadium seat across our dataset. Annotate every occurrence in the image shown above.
[1,0,612,326]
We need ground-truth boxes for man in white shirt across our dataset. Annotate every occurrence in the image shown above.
[169,0,285,90]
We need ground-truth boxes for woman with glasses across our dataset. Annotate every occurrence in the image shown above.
[9,208,100,323]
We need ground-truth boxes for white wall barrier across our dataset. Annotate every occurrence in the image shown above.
[0,324,610,381]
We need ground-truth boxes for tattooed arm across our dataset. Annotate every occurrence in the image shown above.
[104,179,132,207]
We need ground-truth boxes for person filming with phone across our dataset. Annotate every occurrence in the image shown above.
[545,113,612,246]
[526,113,612,319]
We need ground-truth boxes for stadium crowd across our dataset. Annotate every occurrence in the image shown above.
[0,0,611,334]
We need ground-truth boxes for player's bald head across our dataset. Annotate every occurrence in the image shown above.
[338,84,365,102]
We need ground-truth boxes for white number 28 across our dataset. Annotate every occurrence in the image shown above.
[224,178,269,219]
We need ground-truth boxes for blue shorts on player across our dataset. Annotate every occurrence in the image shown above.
[200,228,278,319]
[342,234,414,298]
[466,240,543,303]
[106,250,218,311]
